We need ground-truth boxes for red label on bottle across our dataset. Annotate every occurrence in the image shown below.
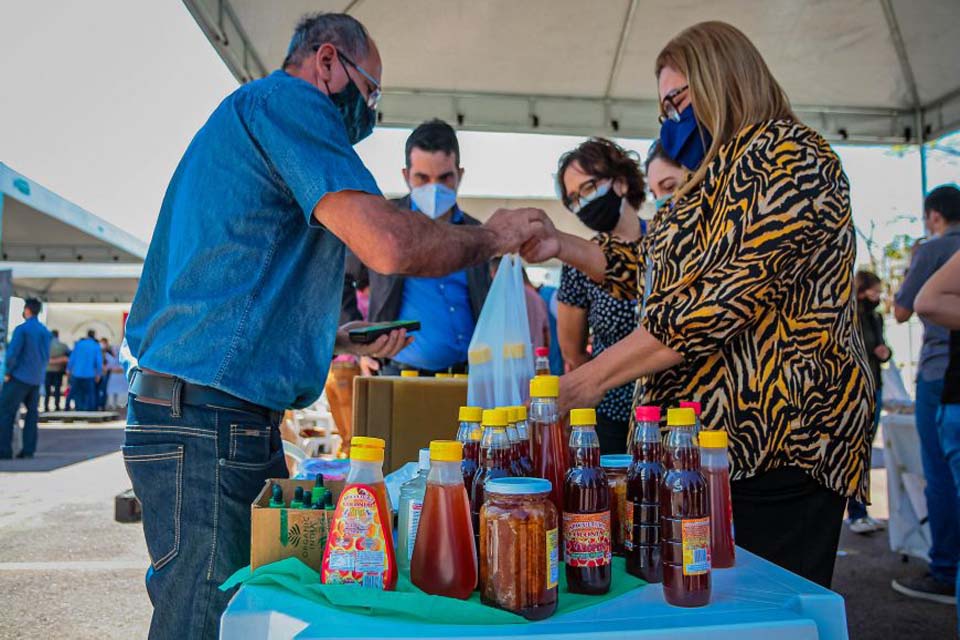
[562,511,612,567]
[321,484,396,590]
[681,517,711,576]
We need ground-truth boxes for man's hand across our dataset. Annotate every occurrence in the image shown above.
[484,207,550,256]
[519,213,561,264]
[334,321,413,359]
[874,344,891,361]
[359,356,381,376]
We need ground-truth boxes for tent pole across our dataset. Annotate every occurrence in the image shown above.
[916,109,928,201]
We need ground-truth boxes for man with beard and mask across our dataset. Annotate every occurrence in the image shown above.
[121,13,545,638]
[341,120,491,376]
[553,138,647,454]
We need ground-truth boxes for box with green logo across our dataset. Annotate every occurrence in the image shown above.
[250,478,342,572]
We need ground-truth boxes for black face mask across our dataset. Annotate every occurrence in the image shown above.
[860,298,880,312]
[576,188,621,233]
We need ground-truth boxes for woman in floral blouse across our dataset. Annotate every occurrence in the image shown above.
[523,21,873,588]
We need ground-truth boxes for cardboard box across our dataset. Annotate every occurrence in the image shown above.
[352,376,467,473]
[250,478,343,572]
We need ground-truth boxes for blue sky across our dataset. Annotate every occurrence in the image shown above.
[1,1,955,265]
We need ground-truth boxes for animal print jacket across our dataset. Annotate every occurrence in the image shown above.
[602,119,874,500]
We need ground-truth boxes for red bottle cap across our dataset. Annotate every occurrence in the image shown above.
[535,346,549,357]
[634,406,661,422]
[679,401,701,417]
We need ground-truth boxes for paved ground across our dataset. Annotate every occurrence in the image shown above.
[0,420,955,639]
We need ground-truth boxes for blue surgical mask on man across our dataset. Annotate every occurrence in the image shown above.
[410,183,458,219]
[659,105,711,171]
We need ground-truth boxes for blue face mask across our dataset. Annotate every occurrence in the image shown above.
[410,183,458,219]
[326,60,376,145]
[653,194,673,210]
[659,105,711,171]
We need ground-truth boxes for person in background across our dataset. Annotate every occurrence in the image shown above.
[916,248,960,616]
[96,338,112,411]
[848,270,890,534]
[523,268,550,351]
[0,298,51,459]
[342,119,492,376]
[892,183,960,604]
[554,138,649,454]
[644,139,684,209]
[66,330,102,412]
[538,279,564,375]
[522,21,874,587]
[44,329,70,412]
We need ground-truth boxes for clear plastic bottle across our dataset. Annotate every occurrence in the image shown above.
[626,405,663,582]
[512,405,534,476]
[468,345,494,408]
[458,406,483,492]
[534,346,551,376]
[529,376,567,520]
[397,448,431,574]
[471,409,513,554]
[347,436,392,516]
[699,430,735,568]
[506,407,526,477]
[679,401,702,443]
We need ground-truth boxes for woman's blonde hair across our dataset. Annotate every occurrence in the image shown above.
[656,21,795,198]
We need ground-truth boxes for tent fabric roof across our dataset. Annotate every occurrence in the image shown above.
[184,0,960,143]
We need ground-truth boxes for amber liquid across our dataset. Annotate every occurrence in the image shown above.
[705,466,735,568]
[661,430,711,607]
[366,480,394,549]
[462,441,479,494]
[564,439,611,595]
[626,438,663,583]
[531,417,568,518]
[411,482,477,599]
[471,445,512,553]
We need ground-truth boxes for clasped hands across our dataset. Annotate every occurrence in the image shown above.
[482,207,561,262]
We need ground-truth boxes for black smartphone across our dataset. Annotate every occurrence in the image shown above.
[348,320,421,344]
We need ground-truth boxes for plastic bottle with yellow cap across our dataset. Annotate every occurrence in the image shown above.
[470,409,513,554]
[699,430,735,569]
[510,406,534,476]
[529,376,566,518]
[505,406,525,477]
[457,406,484,492]
[661,407,711,607]
[411,440,478,599]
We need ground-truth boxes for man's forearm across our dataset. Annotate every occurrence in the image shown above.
[388,216,498,277]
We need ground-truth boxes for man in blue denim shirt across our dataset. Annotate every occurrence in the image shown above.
[0,298,51,459]
[122,12,544,639]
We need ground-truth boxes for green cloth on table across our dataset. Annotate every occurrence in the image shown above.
[220,557,646,625]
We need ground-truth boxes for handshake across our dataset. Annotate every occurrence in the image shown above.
[481,207,561,262]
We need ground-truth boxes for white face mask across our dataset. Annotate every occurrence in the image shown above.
[409,183,457,219]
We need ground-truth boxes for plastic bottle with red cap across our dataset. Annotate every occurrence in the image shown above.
[534,346,551,376]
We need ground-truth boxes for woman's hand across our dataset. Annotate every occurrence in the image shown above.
[520,214,561,263]
[558,365,606,415]
[334,321,413,359]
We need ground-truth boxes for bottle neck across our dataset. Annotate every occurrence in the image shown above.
[569,425,600,467]
[428,459,463,485]
[529,397,558,423]
[347,459,384,484]
[699,446,729,470]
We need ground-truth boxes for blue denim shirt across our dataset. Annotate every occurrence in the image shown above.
[5,316,51,386]
[394,206,475,371]
[125,71,381,410]
[68,337,103,380]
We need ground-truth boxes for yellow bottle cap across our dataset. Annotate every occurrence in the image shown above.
[570,408,597,426]
[530,375,559,398]
[482,408,509,427]
[514,405,528,421]
[468,345,492,365]
[435,373,453,379]
[430,439,463,462]
[506,406,518,423]
[459,406,483,423]
[667,407,697,427]
[351,446,384,462]
[453,373,469,380]
[351,436,386,449]
[400,370,419,377]
[698,430,728,448]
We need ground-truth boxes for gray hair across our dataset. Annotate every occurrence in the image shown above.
[283,13,370,68]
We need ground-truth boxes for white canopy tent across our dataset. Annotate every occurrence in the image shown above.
[183,0,960,147]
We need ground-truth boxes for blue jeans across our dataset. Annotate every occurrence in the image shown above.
[70,376,97,411]
[937,403,960,614]
[0,377,40,457]
[848,388,883,520]
[124,394,287,639]
[915,377,959,585]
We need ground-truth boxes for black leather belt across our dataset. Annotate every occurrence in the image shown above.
[129,369,270,418]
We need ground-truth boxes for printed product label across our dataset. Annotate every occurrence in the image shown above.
[624,501,634,551]
[546,528,559,589]
[406,500,423,561]
[681,517,711,576]
[321,484,395,590]
[562,511,612,567]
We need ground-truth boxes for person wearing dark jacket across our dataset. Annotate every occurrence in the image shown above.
[342,120,491,375]
[848,270,890,533]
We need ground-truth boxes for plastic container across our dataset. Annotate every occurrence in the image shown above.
[480,477,559,620]
[699,430,735,569]
[534,346,551,376]
[626,406,663,582]
[470,409,513,554]
[505,407,527,477]
[511,406,534,476]
[661,408,711,607]
[679,401,702,442]
[397,448,430,573]
[411,440,478,599]
[468,345,494,408]
[563,408,611,595]
[346,436,392,517]
[529,376,567,520]
[600,454,631,556]
[458,406,483,492]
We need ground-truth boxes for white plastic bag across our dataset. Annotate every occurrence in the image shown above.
[881,360,913,413]
[467,256,534,408]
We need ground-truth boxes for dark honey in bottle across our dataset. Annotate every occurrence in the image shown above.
[626,405,663,583]
[470,409,513,553]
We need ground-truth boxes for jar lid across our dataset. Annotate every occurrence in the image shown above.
[486,477,552,495]
[600,454,632,469]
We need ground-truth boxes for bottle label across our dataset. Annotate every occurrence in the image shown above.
[624,501,634,551]
[321,484,395,590]
[562,511,612,567]
[406,499,423,561]
[681,517,711,576]
[546,527,559,589]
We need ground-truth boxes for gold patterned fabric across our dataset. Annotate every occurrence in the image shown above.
[606,120,874,500]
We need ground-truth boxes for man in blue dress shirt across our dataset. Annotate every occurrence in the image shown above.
[342,120,491,375]
[67,330,103,412]
[121,13,545,638]
[0,298,51,459]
